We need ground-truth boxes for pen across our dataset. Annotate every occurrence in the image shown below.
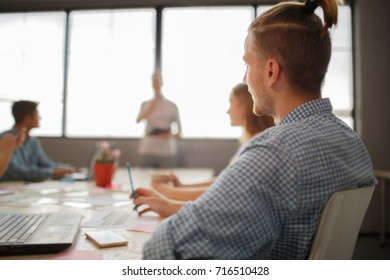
[126,162,138,212]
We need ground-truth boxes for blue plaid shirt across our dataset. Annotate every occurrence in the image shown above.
[143,98,377,259]
[0,130,56,182]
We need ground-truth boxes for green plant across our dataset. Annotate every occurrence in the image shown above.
[94,141,121,164]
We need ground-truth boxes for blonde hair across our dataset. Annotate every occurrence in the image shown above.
[231,83,274,142]
[248,0,338,94]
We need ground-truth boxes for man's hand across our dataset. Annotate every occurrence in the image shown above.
[52,167,76,179]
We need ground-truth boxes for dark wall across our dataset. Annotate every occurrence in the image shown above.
[353,0,390,233]
[355,0,390,170]
[40,137,239,176]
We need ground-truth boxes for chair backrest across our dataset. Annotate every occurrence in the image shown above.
[308,186,375,260]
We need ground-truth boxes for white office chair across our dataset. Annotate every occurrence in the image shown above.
[308,186,375,260]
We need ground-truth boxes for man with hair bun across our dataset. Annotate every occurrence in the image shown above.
[141,0,376,259]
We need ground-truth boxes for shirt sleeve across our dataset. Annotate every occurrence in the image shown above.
[143,142,299,259]
[4,160,53,182]
[172,103,180,123]
[136,101,149,122]
[34,138,58,168]
[171,103,182,134]
[1,137,54,181]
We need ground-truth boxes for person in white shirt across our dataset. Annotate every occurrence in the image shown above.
[136,72,182,168]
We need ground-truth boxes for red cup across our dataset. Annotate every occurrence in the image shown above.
[93,162,116,187]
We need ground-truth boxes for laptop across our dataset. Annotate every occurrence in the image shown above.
[62,145,98,182]
[0,213,82,255]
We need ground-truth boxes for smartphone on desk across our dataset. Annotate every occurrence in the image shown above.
[85,230,128,248]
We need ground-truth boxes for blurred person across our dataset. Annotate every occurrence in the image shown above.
[0,100,76,182]
[136,71,182,168]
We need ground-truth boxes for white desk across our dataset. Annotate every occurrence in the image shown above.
[0,167,214,260]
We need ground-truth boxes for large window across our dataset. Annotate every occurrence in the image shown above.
[322,6,353,126]
[0,12,65,136]
[66,9,155,137]
[162,7,253,138]
[0,5,354,137]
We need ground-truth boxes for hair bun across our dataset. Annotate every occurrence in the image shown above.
[304,0,319,13]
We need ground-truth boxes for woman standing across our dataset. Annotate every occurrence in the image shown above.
[136,72,182,168]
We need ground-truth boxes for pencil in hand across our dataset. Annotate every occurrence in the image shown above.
[126,162,138,212]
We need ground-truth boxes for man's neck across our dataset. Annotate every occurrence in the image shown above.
[274,90,321,124]
[14,124,31,137]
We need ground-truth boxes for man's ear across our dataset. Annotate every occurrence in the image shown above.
[20,115,31,126]
[266,59,281,86]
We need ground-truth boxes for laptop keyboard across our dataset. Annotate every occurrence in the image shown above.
[0,214,48,244]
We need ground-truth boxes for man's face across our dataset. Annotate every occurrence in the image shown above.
[243,33,274,117]
[28,110,40,129]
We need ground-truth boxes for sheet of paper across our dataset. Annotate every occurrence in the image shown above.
[83,210,159,229]
[127,223,159,233]
[53,250,103,260]
[60,196,131,208]
[0,194,58,206]
[24,181,88,194]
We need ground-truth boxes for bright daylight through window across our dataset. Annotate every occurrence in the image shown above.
[0,12,65,136]
[0,5,353,138]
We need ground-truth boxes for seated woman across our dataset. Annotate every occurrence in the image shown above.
[132,83,275,216]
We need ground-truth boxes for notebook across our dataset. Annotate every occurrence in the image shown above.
[0,213,82,255]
